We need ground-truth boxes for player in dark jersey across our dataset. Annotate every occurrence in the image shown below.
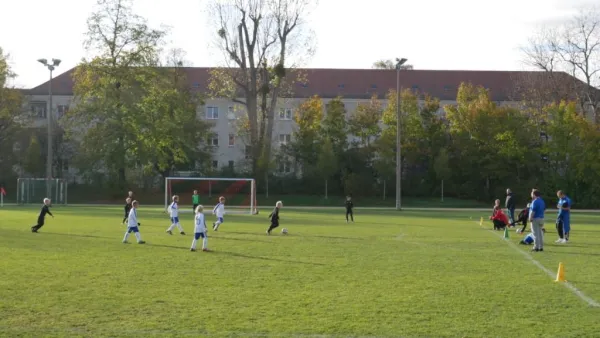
[266,201,283,235]
[122,197,132,224]
[31,198,53,233]
[345,196,354,223]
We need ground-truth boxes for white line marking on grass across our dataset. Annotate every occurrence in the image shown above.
[476,221,600,308]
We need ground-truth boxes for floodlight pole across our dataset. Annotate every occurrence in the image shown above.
[395,57,407,211]
[38,58,60,198]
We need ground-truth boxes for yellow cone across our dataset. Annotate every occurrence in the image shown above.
[555,262,566,282]
[480,217,483,226]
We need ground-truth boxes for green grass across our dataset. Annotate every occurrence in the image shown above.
[1,206,600,337]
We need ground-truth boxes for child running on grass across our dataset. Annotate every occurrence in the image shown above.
[191,205,209,252]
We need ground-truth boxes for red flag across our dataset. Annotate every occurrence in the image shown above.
[0,187,6,196]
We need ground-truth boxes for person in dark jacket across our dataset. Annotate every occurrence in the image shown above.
[505,189,516,225]
[31,198,54,233]
[266,201,283,235]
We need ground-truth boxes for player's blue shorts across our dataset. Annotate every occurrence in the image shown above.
[171,217,179,223]
[217,217,224,223]
[127,226,140,233]
[194,232,206,240]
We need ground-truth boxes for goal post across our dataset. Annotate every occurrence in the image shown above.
[165,177,257,214]
[16,178,68,205]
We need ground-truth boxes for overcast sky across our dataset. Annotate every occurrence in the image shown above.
[0,0,594,88]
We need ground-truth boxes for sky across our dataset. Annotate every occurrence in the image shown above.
[0,0,594,89]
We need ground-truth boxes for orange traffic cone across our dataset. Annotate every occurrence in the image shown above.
[555,262,566,282]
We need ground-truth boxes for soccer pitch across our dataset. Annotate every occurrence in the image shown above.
[1,206,600,337]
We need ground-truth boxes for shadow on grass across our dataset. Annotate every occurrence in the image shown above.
[147,243,189,250]
[551,250,600,257]
[42,232,114,240]
[211,234,273,244]
[214,250,326,266]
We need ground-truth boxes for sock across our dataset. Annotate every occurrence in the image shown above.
[167,224,176,231]
[214,221,221,230]
[351,214,354,221]
[202,236,208,249]
[134,232,142,242]
[123,232,130,242]
[176,223,184,232]
[191,239,198,250]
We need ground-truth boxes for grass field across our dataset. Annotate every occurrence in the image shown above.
[1,205,600,337]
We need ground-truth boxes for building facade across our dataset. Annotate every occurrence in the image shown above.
[25,67,572,179]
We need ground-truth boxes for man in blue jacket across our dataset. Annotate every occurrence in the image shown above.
[529,189,546,252]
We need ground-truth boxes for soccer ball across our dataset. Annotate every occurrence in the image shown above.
[281,228,288,235]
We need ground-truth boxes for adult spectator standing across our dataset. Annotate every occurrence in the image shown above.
[505,189,516,226]
[529,190,546,252]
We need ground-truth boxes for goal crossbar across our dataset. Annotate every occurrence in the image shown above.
[164,177,256,214]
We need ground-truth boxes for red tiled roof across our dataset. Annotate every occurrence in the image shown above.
[26,67,580,101]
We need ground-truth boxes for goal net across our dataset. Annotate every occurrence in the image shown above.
[17,178,68,205]
[165,177,257,214]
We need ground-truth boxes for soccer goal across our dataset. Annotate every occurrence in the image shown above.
[17,178,68,205]
[164,177,257,214]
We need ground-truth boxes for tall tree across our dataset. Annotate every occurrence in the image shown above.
[207,0,316,178]
[321,97,348,155]
[372,59,414,70]
[348,94,382,148]
[288,95,323,175]
[66,0,166,188]
[0,47,26,181]
[522,6,600,121]
[22,136,44,177]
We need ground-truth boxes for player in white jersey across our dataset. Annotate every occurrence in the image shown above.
[191,205,209,252]
[166,195,186,235]
[212,196,226,231]
[122,200,146,244]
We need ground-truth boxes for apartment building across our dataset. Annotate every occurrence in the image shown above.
[25,68,574,176]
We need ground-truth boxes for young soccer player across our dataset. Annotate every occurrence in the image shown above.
[191,205,209,252]
[192,190,200,212]
[212,196,226,231]
[123,200,145,244]
[266,201,283,235]
[31,198,53,233]
[519,232,535,245]
[512,203,530,233]
[166,195,186,235]
[345,196,354,223]
[122,197,132,224]
[555,190,572,243]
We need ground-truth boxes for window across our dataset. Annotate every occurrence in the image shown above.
[57,105,69,119]
[227,106,236,120]
[245,145,252,159]
[212,160,219,169]
[209,136,219,146]
[279,134,291,145]
[228,160,234,169]
[228,134,235,147]
[278,161,291,173]
[206,107,219,120]
[30,102,46,118]
[279,108,293,120]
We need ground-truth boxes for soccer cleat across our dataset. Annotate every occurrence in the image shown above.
[202,248,210,252]
[560,238,567,244]
[122,240,128,244]
[138,241,146,244]
[166,230,173,235]
[266,230,270,236]
[180,232,186,235]
[190,248,196,252]
[555,238,563,243]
